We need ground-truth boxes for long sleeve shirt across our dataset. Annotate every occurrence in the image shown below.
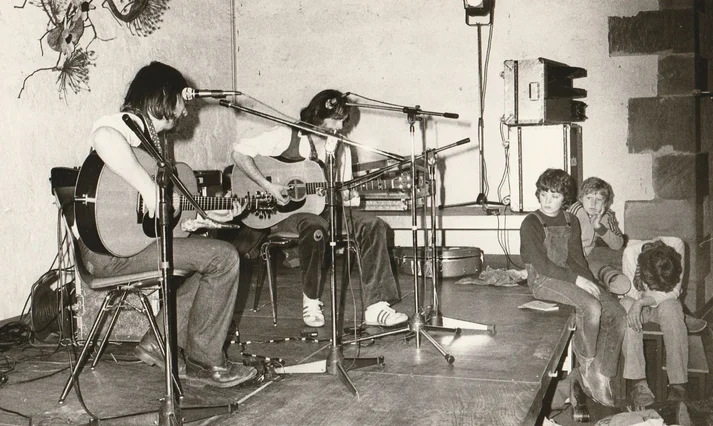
[520,210,595,284]
[567,201,625,256]
[621,236,684,307]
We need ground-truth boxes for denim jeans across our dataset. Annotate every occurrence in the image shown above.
[585,246,625,278]
[275,208,399,307]
[528,266,626,378]
[80,235,240,366]
[620,297,688,384]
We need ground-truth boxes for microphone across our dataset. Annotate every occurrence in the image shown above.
[182,88,242,101]
[325,97,340,109]
[325,93,350,109]
[692,89,713,97]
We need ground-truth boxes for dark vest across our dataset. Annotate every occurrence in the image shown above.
[279,129,318,162]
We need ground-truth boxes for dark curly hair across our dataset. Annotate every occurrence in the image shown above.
[121,61,187,121]
[535,168,576,209]
[637,240,683,292]
[299,89,360,134]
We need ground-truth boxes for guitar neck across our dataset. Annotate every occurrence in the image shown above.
[304,182,326,194]
[354,176,407,192]
[179,195,239,212]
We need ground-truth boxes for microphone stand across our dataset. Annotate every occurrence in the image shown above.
[439,24,493,210]
[340,101,494,363]
[219,100,384,397]
[422,143,495,334]
[116,116,238,425]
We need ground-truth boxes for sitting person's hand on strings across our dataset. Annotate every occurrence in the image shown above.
[180,191,246,232]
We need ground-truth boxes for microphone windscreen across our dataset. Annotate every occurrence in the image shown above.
[181,87,195,101]
[325,98,338,109]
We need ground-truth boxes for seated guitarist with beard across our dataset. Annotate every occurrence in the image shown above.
[231,89,408,329]
[81,61,256,387]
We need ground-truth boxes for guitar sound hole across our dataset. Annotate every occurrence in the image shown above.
[286,179,307,201]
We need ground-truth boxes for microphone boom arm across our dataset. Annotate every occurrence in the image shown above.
[341,138,471,190]
[219,100,405,162]
[344,102,459,120]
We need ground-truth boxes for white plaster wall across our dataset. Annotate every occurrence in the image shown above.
[233,0,659,225]
[0,0,666,320]
[0,0,237,319]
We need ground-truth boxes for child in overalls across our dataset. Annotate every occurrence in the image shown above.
[520,168,626,407]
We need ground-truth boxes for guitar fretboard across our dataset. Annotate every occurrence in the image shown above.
[305,182,327,194]
[179,195,237,211]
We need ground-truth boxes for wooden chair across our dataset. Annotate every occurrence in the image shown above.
[50,167,188,404]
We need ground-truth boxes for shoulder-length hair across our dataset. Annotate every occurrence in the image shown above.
[121,61,187,121]
[300,89,352,128]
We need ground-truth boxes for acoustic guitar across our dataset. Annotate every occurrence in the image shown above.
[75,149,274,257]
[229,155,414,229]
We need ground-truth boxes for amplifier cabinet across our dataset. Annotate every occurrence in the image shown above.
[503,58,587,126]
[508,124,583,212]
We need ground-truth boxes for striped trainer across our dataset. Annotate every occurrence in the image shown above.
[364,301,408,327]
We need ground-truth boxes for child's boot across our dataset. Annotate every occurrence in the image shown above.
[630,379,655,407]
[598,265,631,295]
[578,358,615,407]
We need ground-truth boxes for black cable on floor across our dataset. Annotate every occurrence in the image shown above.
[0,405,31,426]
[0,322,31,352]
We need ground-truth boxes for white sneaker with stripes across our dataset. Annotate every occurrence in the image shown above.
[302,294,325,328]
[364,301,408,327]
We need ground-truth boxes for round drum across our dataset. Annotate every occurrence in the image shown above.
[393,246,483,278]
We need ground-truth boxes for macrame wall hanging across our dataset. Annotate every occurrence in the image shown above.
[15,0,170,99]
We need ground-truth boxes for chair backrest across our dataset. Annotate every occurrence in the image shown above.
[50,167,79,228]
[50,167,95,285]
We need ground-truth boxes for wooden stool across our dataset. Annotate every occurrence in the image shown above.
[252,230,362,326]
[252,231,300,325]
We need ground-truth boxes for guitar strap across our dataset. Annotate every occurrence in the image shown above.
[121,107,170,161]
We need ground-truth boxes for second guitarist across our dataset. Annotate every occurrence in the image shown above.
[231,89,408,329]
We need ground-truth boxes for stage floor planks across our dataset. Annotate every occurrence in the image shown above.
[0,258,576,426]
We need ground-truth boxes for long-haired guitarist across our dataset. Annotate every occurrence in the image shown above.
[231,89,408,329]
[80,61,256,388]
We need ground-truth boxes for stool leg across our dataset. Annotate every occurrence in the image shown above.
[58,291,116,404]
[340,242,363,331]
[91,290,130,369]
[253,243,269,312]
[265,245,278,326]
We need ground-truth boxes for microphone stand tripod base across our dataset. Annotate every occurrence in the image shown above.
[82,400,238,425]
[425,309,496,335]
[344,313,458,365]
[274,346,384,397]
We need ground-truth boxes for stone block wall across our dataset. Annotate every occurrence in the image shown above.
[610,2,712,312]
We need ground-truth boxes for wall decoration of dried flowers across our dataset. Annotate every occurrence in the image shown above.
[16,0,170,99]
